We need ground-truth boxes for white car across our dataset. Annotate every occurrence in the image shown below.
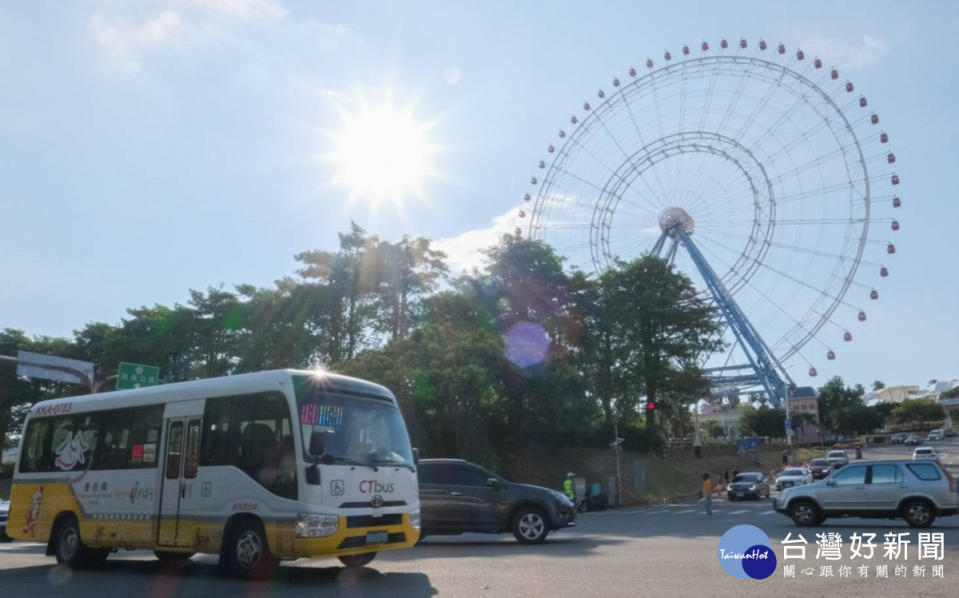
[927,431,943,442]
[913,446,938,460]
[826,450,849,468]
[775,467,813,490]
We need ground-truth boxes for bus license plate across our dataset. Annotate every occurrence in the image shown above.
[366,531,388,545]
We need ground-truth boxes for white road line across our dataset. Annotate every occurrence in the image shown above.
[760,510,776,515]
[675,509,697,514]
[646,510,670,515]
[730,509,749,515]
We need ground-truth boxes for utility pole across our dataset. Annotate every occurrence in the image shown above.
[612,416,623,507]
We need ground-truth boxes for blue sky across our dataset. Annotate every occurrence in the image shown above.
[1,0,957,390]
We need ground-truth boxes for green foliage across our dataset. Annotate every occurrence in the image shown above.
[890,398,946,426]
[739,403,786,438]
[941,386,959,400]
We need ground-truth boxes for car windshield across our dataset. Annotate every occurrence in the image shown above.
[297,391,414,468]
[916,449,933,454]
[828,451,844,457]
[810,459,828,466]
[733,474,761,482]
[782,469,805,476]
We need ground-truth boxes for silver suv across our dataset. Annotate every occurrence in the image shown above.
[773,460,959,528]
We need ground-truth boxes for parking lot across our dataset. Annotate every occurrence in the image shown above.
[1,438,958,597]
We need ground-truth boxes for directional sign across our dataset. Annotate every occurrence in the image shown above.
[116,362,160,390]
[785,419,792,430]
[16,351,94,386]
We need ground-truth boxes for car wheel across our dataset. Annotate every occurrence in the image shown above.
[903,500,936,528]
[789,501,821,527]
[512,507,549,544]
[223,521,274,580]
[155,550,194,562]
[338,552,377,568]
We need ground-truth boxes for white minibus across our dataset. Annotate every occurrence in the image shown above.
[8,369,420,578]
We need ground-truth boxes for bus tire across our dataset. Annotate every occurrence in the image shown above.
[223,520,274,580]
[53,515,86,568]
[338,552,376,568]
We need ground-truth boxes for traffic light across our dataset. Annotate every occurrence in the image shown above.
[647,401,656,411]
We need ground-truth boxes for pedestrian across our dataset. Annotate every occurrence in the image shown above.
[700,473,713,516]
[564,472,575,502]
[723,469,729,485]
[782,449,788,465]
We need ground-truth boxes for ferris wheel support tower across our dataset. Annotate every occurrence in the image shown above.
[654,216,794,408]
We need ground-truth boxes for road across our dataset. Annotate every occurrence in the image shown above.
[2,439,958,598]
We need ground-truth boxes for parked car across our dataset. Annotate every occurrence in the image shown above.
[904,434,923,446]
[945,429,958,438]
[417,458,576,544]
[807,458,832,480]
[0,498,9,541]
[727,472,770,501]
[927,430,944,442]
[891,433,908,444]
[775,467,813,490]
[774,460,959,528]
[913,446,938,460]
[826,450,849,468]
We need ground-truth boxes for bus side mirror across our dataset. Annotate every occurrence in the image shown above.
[412,448,419,465]
[309,431,325,456]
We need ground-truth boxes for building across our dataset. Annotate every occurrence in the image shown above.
[787,386,822,445]
[873,385,922,404]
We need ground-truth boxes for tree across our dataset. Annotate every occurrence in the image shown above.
[817,376,866,434]
[872,380,885,391]
[890,399,946,426]
[739,404,786,438]
[831,405,884,435]
[595,256,723,428]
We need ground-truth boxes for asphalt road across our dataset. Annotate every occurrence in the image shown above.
[2,439,958,598]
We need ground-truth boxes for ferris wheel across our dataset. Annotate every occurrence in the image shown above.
[522,38,901,405]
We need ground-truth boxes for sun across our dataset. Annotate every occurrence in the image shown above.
[326,94,439,209]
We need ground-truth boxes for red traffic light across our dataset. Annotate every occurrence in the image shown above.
[647,401,656,410]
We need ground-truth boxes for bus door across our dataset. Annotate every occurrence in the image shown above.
[157,417,202,548]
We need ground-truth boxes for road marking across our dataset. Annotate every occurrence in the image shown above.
[646,510,670,515]
[760,510,776,515]
[675,509,697,514]
[730,509,749,515]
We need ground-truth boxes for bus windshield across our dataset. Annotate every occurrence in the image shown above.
[297,392,414,469]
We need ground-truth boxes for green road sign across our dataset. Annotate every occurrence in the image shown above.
[116,362,160,390]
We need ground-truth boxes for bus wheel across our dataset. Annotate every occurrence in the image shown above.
[338,552,376,568]
[53,516,85,568]
[225,521,274,580]
[154,550,194,562]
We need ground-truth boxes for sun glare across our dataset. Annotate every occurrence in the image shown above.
[326,94,438,209]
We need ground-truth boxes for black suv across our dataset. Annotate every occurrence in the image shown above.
[417,459,576,543]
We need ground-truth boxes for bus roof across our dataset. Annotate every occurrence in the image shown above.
[25,369,396,417]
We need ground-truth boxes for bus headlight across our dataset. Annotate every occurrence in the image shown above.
[410,508,421,529]
[296,513,339,538]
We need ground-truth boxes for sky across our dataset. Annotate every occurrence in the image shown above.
[1,0,957,391]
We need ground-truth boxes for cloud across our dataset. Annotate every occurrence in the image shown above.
[434,208,523,274]
[183,0,287,20]
[801,34,887,69]
[90,11,185,73]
